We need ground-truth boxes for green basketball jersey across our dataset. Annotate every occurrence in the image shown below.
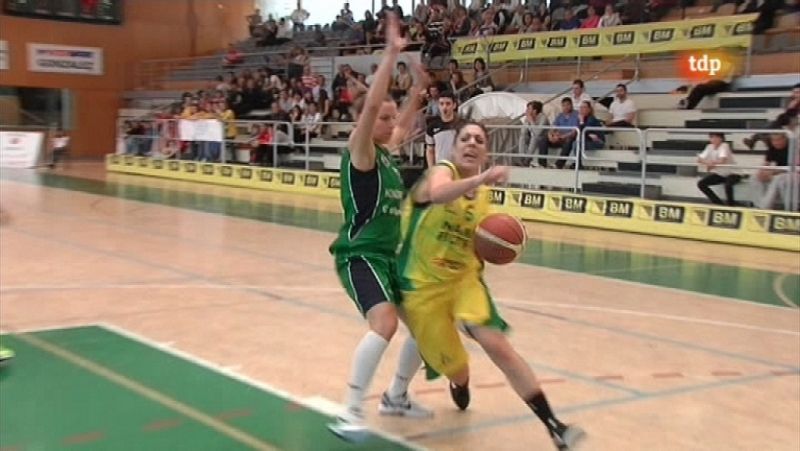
[329,145,406,259]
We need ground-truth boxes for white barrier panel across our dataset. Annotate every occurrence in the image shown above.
[0,131,43,168]
[178,119,223,142]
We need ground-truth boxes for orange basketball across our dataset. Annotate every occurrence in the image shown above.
[474,213,527,265]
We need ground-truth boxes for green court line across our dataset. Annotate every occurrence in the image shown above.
[2,169,798,307]
[0,326,414,451]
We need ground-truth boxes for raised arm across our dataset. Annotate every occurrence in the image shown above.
[414,165,509,204]
[348,14,407,171]
[386,65,430,151]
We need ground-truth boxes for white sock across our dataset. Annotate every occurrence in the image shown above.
[345,331,389,413]
[387,337,422,399]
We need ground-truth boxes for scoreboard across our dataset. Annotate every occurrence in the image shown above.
[4,0,123,25]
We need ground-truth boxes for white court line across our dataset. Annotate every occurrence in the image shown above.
[497,298,800,337]
[773,274,799,308]
[98,322,427,451]
[0,284,343,293]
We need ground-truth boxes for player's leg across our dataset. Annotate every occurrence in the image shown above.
[457,277,585,450]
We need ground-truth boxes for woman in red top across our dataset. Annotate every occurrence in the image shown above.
[581,6,601,28]
[250,124,274,166]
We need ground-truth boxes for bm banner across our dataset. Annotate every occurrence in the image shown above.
[452,14,757,63]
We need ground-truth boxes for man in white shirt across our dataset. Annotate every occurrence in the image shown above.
[697,132,741,206]
[50,129,70,169]
[607,84,637,127]
[569,79,593,108]
[290,1,310,31]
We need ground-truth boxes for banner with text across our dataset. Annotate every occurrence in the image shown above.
[178,119,224,142]
[27,43,104,75]
[0,131,43,168]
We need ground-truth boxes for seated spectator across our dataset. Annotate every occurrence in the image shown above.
[269,101,291,122]
[607,84,637,127]
[470,57,495,97]
[507,4,527,32]
[452,6,472,36]
[291,92,306,110]
[679,78,732,110]
[648,0,678,22]
[301,65,318,92]
[752,133,792,209]
[520,13,544,32]
[558,8,581,30]
[249,123,272,165]
[222,44,244,67]
[317,90,332,120]
[449,70,468,102]
[290,1,310,31]
[277,90,293,112]
[426,84,442,117]
[598,3,622,27]
[578,100,605,154]
[745,84,800,149]
[521,100,550,167]
[365,64,378,86]
[581,6,601,27]
[312,75,327,101]
[697,132,741,206]
[302,102,323,138]
[475,8,499,36]
[392,61,414,100]
[549,97,581,169]
[275,18,294,44]
[287,47,309,80]
[570,79,593,107]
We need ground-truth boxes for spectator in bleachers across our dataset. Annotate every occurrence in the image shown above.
[288,47,309,80]
[648,0,678,22]
[448,70,469,102]
[470,57,495,97]
[507,4,528,32]
[223,44,244,67]
[278,90,293,112]
[570,79,593,107]
[581,6,601,27]
[425,90,461,168]
[623,0,647,23]
[392,61,414,100]
[598,3,622,27]
[247,9,263,37]
[452,6,474,35]
[312,75,327,100]
[291,92,306,110]
[475,8,499,35]
[415,0,430,22]
[752,133,791,208]
[302,102,323,138]
[301,65,319,92]
[291,1,310,31]
[318,90,332,120]
[520,13,545,32]
[578,101,605,146]
[606,84,637,127]
[426,84,442,116]
[679,78,731,109]
[249,123,272,165]
[521,100,550,167]
[342,2,355,22]
[557,8,581,30]
[549,97,580,169]
[697,132,742,206]
[744,84,800,149]
[275,18,294,44]
[269,102,291,122]
[533,2,551,28]
[365,64,379,86]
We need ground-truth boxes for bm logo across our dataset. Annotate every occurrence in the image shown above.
[220,166,233,177]
[462,43,478,55]
[578,34,599,47]
[613,31,635,45]
[560,196,586,213]
[281,172,295,185]
[733,22,753,35]
[605,200,633,218]
[152,159,164,169]
[547,36,566,48]
[183,162,197,173]
[517,38,535,50]
[138,158,149,168]
[690,24,715,39]
[124,156,134,165]
[304,174,319,187]
[489,41,508,53]
[110,156,120,164]
[259,170,273,182]
[238,168,252,179]
[654,205,685,223]
[168,161,180,171]
[201,164,214,175]
[490,189,505,205]
[769,214,800,235]
[708,209,741,229]
[327,177,341,189]
[650,29,674,43]
[520,192,545,209]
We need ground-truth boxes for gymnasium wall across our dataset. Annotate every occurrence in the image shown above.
[0,0,253,158]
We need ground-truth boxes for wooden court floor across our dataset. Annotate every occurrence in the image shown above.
[1,163,798,451]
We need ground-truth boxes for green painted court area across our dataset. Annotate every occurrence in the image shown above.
[2,170,797,307]
[0,326,414,451]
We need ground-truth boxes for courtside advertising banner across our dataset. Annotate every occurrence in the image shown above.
[27,43,103,75]
[178,119,224,142]
[0,131,43,168]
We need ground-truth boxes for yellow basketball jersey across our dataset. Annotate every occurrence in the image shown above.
[397,161,491,289]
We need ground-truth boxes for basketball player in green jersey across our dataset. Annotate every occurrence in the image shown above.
[328,14,432,441]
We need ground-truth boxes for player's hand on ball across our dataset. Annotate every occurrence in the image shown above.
[480,166,509,185]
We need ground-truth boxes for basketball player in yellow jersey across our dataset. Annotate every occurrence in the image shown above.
[397,121,585,450]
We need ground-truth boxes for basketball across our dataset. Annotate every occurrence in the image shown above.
[474,214,527,265]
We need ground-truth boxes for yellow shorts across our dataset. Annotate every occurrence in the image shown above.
[401,275,508,380]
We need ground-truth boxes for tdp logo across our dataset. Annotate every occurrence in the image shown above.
[304,174,319,187]
[769,214,800,235]
[654,205,685,223]
[708,209,741,229]
[517,38,535,50]
[519,192,545,209]
[650,28,674,43]
[547,37,566,48]
[560,196,586,213]
[490,189,505,205]
[578,34,599,47]
[605,200,633,218]
[281,172,295,185]
[613,31,634,45]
